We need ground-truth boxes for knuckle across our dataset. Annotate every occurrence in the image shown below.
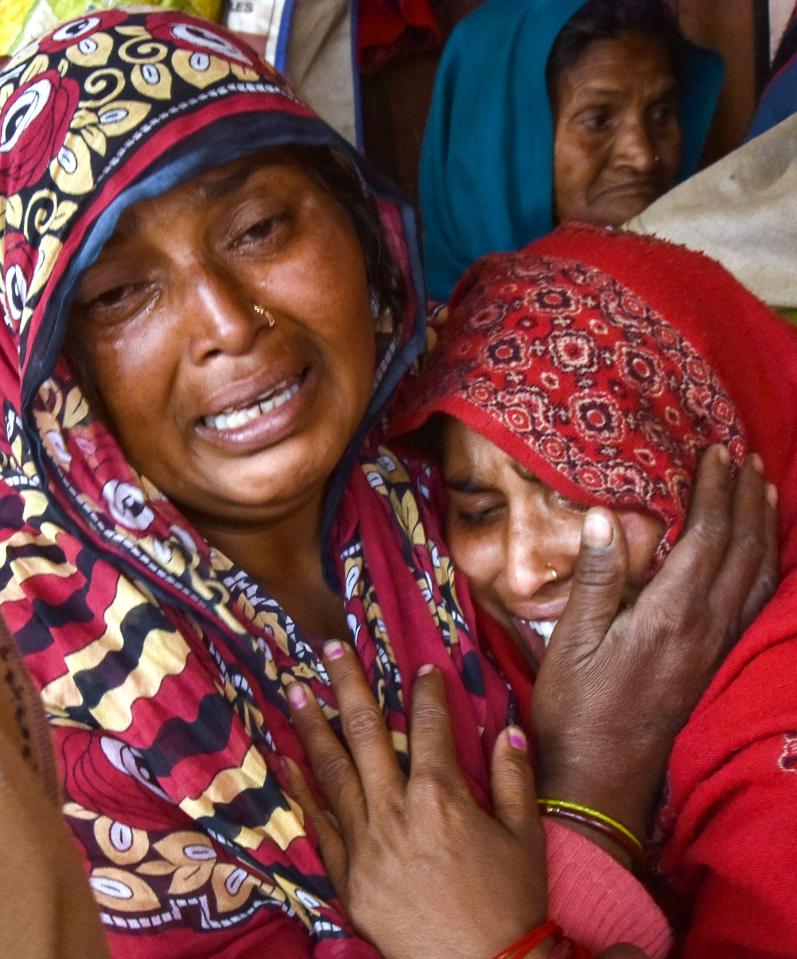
[411,698,450,731]
[411,770,455,806]
[573,551,624,589]
[689,512,729,548]
[312,751,352,792]
[340,704,384,744]
[734,526,767,561]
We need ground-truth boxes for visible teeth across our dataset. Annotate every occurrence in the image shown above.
[203,380,299,431]
[519,619,557,646]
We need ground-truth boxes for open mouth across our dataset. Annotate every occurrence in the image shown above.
[515,618,557,646]
[202,371,306,432]
[512,618,558,670]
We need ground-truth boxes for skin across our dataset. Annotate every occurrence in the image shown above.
[70,152,376,638]
[552,31,682,226]
[69,155,778,958]
[287,449,777,957]
[442,419,664,670]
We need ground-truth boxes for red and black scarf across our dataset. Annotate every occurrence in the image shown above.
[0,11,511,956]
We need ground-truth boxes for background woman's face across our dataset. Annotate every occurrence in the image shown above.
[442,419,664,668]
[70,153,376,531]
[552,30,682,227]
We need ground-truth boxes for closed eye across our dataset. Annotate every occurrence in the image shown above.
[230,214,287,251]
[77,281,154,320]
[551,491,589,514]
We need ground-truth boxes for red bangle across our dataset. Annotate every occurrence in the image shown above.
[492,920,562,959]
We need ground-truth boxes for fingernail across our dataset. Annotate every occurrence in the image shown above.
[287,683,309,709]
[767,483,778,508]
[582,509,613,548]
[749,452,764,474]
[323,640,346,661]
[417,663,436,677]
[507,726,527,751]
[716,444,730,465]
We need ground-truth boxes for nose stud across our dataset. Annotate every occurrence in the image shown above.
[545,563,559,583]
[252,302,276,328]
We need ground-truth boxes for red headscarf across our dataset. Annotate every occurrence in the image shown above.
[393,223,797,956]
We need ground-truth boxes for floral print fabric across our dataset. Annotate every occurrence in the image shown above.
[0,11,509,956]
[392,225,747,560]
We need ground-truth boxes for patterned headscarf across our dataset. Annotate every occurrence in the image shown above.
[0,11,512,956]
[393,225,752,562]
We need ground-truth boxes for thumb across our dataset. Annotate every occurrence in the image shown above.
[491,726,544,849]
[547,509,628,659]
[598,946,649,959]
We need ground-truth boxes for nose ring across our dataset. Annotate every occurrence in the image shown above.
[546,563,559,583]
[252,302,276,328]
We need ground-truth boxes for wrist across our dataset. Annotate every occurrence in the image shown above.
[536,749,658,842]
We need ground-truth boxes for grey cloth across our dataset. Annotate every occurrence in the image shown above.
[224,0,357,145]
[626,113,797,311]
[285,0,357,146]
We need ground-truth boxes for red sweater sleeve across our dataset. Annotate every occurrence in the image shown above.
[545,819,672,958]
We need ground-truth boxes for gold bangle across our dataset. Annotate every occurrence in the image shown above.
[537,797,644,857]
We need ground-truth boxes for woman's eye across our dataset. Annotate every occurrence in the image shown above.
[79,282,152,319]
[231,215,285,249]
[581,108,612,133]
[650,101,677,127]
[454,503,503,528]
[551,491,588,514]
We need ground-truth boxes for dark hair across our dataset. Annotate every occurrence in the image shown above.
[546,0,685,110]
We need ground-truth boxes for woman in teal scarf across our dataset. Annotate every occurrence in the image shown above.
[420,0,723,300]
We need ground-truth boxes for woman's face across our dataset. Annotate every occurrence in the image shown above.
[552,30,682,227]
[442,419,664,668]
[70,152,376,532]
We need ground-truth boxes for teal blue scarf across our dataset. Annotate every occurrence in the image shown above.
[420,0,724,300]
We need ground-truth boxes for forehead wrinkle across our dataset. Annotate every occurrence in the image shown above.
[110,156,278,242]
[571,78,678,101]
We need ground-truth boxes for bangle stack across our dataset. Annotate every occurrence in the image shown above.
[491,920,594,959]
[537,797,645,864]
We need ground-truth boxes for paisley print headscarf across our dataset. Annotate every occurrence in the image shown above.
[393,223,797,956]
[393,224,748,561]
[0,11,513,957]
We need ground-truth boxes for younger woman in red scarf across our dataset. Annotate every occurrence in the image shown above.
[390,224,797,958]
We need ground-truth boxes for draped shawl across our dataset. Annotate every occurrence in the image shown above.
[419,0,724,301]
[393,223,797,956]
[0,11,513,956]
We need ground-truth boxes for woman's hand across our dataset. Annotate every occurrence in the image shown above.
[286,643,548,959]
[533,447,778,851]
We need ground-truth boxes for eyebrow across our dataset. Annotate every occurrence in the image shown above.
[196,164,261,201]
[112,158,275,239]
[446,462,538,493]
[445,477,492,494]
[574,81,678,101]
